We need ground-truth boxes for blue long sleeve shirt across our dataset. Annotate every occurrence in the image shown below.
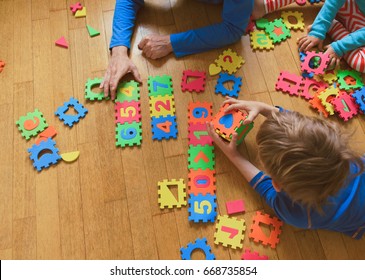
[109,0,253,57]
[308,0,365,56]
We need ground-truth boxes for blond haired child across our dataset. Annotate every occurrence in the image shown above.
[207,98,365,239]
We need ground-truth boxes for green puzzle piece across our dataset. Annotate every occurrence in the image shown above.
[85,77,110,101]
[188,144,215,170]
[16,109,48,140]
[337,69,364,91]
[116,122,142,147]
[148,75,173,97]
[264,18,291,44]
[86,25,100,37]
[235,121,254,145]
[115,80,140,102]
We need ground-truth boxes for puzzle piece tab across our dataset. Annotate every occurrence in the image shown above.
[55,97,88,127]
[180,238,215,260]
[28,138,61,172]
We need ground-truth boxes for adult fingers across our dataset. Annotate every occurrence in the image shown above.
[131,66,142,83]
[138,37,148,50]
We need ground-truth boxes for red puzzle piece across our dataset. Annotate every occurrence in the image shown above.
[332,93,359,121]
[188,122,213,146]
[181,70,206,93]
[241,249,268,260]
[55,36,68,48]
[70,2,83,13]
[275,71,303,96]
[115,101,141,124]
[35,126,57,145]
[300,78,328,100]
[309,91,329,118]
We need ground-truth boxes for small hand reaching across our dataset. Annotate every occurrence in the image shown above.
[297,35,324,52]
[324,45,341,70]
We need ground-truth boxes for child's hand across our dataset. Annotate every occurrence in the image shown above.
[324,45,341,70]
[297,35,324,52]
[222,98,262,124]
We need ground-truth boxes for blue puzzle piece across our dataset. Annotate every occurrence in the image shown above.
[309,0,321,3]
[353,86,365,113]
[188,193,217,223]
[180,238,215,260]
[55,97,88,127]
[302,71,314,78]
[151,115,178,140]
[28,138,61,172]
[299,51,306,62]
[215,73,242,98]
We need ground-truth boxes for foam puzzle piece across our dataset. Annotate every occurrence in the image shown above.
[275,71,303,96]
[214,49,245,74]
[60,151,80,163]
[323,68,338,83]
[148,75,173,97]
[115,80,140,102]
[301,51,330,75]
[115,101,141,124]
[188,144,215,170]
[75,7,86,18]
[16,109,48,140]
[226,200,245,215]
[214,215,246,249]
[215,73,242,98]
[245,16,256,34]
[255,18,269,30]
[208,63,222,76]
[309,0,322,3]
[295,0,306,6]
[188,193,217,223]
[353,86,365,113]
[55,97,88,127]
[55,36,68,48]
[115,121,142,147]
[264,18,291,44]
[35,126,57,145]
[181,70,206,93]
[241,249,268,260]
[180,238,215,260]
[337,69,364,91]
[281,11,305,31]
[250,30,274,51]
[158,179,187,209]
[318,85,339,115]
[332,93,359,121]
[188,102,212,124]
[309,90,330,118]
[301,71,314,79]
[188,168,216,196]
[86,25,100,37]
[70,2,82,13]
[300,78,328,100]
[249,211,283,249]
[151,115,178,140]
[149,95,175,118]
[188,122,213,146]
[28,138,61,172]
[0,60,5,73]
[85,77,109,101]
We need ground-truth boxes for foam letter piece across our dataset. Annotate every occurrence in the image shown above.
[300,78,328,100]
[353,86,365,113]
[181,70,206,93]
[180,238,215,260]
[188,193,217,223]
[332,93,359,121]
[115,122,142,147]
[275,71,303,96]
[85,77,109,101]
[226,200,245,215]
[55,36,68,48]
[158,179,187,209]
[55,97,88,127]
[337,69,364,91]
[188,169,216,195]
[214,49,245,74]
[28,138,61,172]
[16,109,48,140]
[188,145,215,170]
[309,90,329,118]
[214,215,246,249]
[318,85,339,115]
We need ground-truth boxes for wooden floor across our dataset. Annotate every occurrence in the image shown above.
[1,0,365,260]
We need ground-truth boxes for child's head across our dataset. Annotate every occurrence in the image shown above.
[256,111,364,210]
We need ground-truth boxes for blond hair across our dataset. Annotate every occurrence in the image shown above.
[256,111,364,211]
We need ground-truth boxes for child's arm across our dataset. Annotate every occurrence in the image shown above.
[330,28,365,57]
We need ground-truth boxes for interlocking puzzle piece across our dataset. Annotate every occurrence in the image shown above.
[250,30,274,51]
[281,11,305,31]
[208,63,222,76]
[188,193,217,223]
[181,70,206,93]
[226,200,245,215]
[70,2,82,13]
[301,51,330,75]
[86,25,100,37]
[309,90,330,118]
[55,97,88,127]
[275,71,303,96]
[214,215,246,249]
[249,211,283,249]
[353,86,365,113]
[188,144,215,170]
[309,0,321,3]
[180,238,215,260]
[85,77,109,101]
[115,101,141,124]
[148,75,173,97]
[151,115,178,140]
[28,138,61,172]
[55,36,68,48]
[300,78,328,100]
[295,0,307,6]
[60,151,80,163]
[301,70,314,79]
[241,249,268,260]
[188,102,212,124]
[337,69,364,91]
[188,168,216,196]
[75,7,86,18]
[115,122,142,147]
[149,95,175,118]
[264,18,291,44]
[115,80,140,102]
[158,179,187,209]
[318,85,339,115]
[16,109,48,140]
[215,73,242,98]
[188,122,213,146]
[0,60,5,73]
[255,18,269,30]
[35,126,57,145]
[214,49,245,74]
[323,68,338,83]
[333,93,359,121]
[299,51,306,62]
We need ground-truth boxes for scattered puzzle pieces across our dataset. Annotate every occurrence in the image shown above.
[214,215,246,249]
[180,238,215,260]
[75,7,86,18]
[181,70,206,93]
[281,11,305,31]
[250,30,274,51]
[55,36,68,48]
[215,49,245,74]
[188,193,217,223]
[318,85,339,115]
[158,179,187,209]
[85,77,108,101]
[35,126,57,145]
[70,2,82,13]
[300,78,328,100]
[28,138,61,172]
[86,24,100,37]
[55,97,88,127]
[241,249,268,260]
[215,73,242,98]
[264,18,291,44]
[353,86,365,113]
[337,69,364,91]
[16,109,48,140]
[61,151,80,163]
[226,200,245,215]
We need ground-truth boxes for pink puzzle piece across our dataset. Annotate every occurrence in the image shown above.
[70,2,83,13]
[241,249,268,260]
[226,200,245,215]
[55,36,68,48]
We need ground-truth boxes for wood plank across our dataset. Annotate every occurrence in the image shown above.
[67,0,87,30]
[13,217,37,259]
[101,0,115,12]
[342,234,365,259]
[31,0,50,20]
[0,248,12,260]
[317,230,349,259]
[294,230,326,259]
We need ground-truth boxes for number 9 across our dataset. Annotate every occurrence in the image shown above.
[193,107,208,119]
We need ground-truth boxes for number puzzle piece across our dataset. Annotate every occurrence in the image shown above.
[151,115,178,140]
[215,73,242,98]
[28,138,61,172]
[55,97,88,127]
[353,86,365,113]
[188,168,216,195]
[249,211,283,249]
[264,18,291,44]
[309,90,329,118]
[281,11,305,31]
[188,102,212,124]
[16,109,48,140]
[149,95,175,118]
[275,71,303,96]
[250,30,274,51]
[188,144,215,170]
[148,75,173,97]
[318,85,339,115]
[214,215,246,249]
[158,179,187,209]
[300,78,328,100]
[115,101,141,124]
[188,122,213,146]
[75,7,86,18]
[226,200,245,215]
[35,126,57,145]
[115,80,140,102]
[214,49,245,74]
[332,93,359,121]
[0,60,5,73]
[115,122,142,147]
[241,249,268,260]
[70,2,82,13]
[301,51,330,75]
[180,238,215,260]
[55,36,68,48]
[188,193,217,223]
[181,70,206,93]
[85,77,109,101]
[337,69,364,91]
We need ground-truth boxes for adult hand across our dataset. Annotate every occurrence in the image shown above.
[297,35,324,52]
[100,46,142,100]
[138,34,173,59]
[324,45,341,70]
[222,98,264,124]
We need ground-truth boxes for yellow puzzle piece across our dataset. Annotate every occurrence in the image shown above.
[61,151,80,163]
[281,11,305,31]
[75,7,86,18]
[149,95,175,118]
[214,215,246,249]
[158,179,187,209]
[214,49,245,74]
[318,85,340,115]
[250,30,274,51]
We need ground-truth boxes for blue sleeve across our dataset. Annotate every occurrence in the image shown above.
[308,0,345,40]
[110,0,145,50]
[170,0,254,57]
[331,27,365,56]
[249,172,277,208]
